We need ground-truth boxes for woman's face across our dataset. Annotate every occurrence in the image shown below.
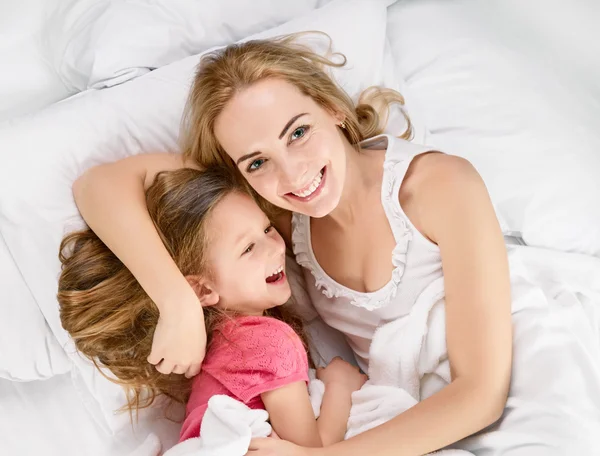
[204,191,291,314]
[214,78,348,218]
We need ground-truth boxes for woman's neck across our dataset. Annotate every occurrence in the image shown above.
[326,143,384,228]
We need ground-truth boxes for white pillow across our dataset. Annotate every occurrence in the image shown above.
[0,234,71,381]
[387,0,600,256]
[0,0,417,435]
[0,0,72,121]
[44,0,324,91]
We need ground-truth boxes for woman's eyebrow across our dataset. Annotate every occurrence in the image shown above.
[278,113,308,139]
[236,151,260,166]
[236,113,309,166]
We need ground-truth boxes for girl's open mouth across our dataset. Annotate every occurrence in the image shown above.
[266,267,286,284]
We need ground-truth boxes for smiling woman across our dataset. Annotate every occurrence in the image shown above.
[213,78,347,219]
[233,110,328,204]
[184,33,411,219]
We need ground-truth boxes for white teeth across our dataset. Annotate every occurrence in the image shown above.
[292,170,323,198]
[267,266,283,279]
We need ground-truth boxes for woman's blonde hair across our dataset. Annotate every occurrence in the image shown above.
[57,167,307,418]
[182,32,412,170]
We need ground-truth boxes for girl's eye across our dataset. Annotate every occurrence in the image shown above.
[264,224,274,234]
[247,158,266,173]
[289,125,310,143]
[242,243,255,255]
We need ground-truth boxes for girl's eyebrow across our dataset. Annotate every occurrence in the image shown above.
[278,113,308,139]
[234,230,249,248]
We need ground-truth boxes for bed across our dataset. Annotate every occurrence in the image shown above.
[1,0,599,455]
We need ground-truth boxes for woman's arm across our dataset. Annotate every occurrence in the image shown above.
[73,153,206,377]
[247,154,512,456]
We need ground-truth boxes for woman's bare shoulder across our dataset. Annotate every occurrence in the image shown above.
[400,153,482,238]
[402,152,477,198]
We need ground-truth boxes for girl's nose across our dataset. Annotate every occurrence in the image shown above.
[268,230,286,258]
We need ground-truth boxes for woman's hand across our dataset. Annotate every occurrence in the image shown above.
[245,437,314,456]
[317,357,367,393]
[147,296,207,378]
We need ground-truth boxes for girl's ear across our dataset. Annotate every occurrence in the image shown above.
[185,275,220,308]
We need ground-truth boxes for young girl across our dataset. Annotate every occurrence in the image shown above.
[72,34,600,455]
[58,166,366,445]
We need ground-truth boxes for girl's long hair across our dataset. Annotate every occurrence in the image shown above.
[58,167,308,417]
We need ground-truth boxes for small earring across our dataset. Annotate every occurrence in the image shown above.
[339,120,346,129]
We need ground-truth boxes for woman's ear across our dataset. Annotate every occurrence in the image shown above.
[329,108,346,125]
[186,275,220,308]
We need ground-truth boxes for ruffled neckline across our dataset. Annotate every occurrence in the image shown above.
[291,135,413,311]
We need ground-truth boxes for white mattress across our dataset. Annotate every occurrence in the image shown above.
[0,373,181,456]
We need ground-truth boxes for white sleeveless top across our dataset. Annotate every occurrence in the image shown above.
[291,135,443,372]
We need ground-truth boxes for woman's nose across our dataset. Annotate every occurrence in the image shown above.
[278,158,309,192]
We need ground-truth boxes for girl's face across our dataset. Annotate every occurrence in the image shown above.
[203,191,291,314]
[214,78,348,218]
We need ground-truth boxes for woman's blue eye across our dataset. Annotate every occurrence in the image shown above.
[247,158,265,172]
[290,125,309,142]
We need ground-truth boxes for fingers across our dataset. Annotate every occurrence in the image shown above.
[149,358,203,377]
[172,364,187,375]
[147,348,163,365]
[316,367,325,380]
[185,363,202,378]
[155,359,176,375]
[247,438,268,451]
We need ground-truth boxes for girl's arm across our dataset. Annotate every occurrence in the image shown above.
[261,359,366,447]
[248,154,512,456]
[73,153,206,377]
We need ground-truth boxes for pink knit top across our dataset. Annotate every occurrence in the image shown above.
[179,315,309,442]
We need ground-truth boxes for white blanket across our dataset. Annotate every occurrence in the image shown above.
[456,246,600,455]
[339,276,472,455]
[347,245,600,455]
[131,395,272,456]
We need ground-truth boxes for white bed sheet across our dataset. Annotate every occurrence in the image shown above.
[0,373,182,456]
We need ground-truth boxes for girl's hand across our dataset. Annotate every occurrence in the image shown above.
[147,296,206,378]
[245,438,313,456]
[317,357,367,392]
